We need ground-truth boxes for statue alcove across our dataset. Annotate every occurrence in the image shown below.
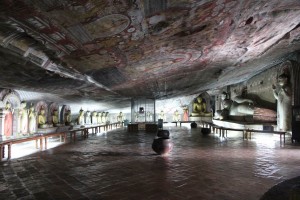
[1,91,21,138]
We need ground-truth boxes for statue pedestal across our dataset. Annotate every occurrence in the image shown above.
[56,126,71,132]
[37,127,58,134]
[189,116,212,122]
[212,119,275,130]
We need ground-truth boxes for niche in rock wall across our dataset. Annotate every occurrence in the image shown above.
[2,91,21,137]
[192,92,212,113]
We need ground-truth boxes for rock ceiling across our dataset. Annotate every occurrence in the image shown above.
[0,0,299,108]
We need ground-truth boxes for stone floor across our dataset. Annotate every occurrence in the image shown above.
[1,126,300,200]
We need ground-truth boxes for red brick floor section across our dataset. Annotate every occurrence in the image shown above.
[0,126,300,200]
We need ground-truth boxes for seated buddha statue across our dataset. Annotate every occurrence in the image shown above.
[38,108,47,128]
[52,110,62,127]
[191,96,212,117]
[65,110,72,125]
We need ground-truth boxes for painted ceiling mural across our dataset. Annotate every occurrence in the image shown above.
[0,0,299,107]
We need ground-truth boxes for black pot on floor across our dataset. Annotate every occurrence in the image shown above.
[157,129,170,139]
[201,128,211,135]
[191,122,197,128]
[152,138,173,155]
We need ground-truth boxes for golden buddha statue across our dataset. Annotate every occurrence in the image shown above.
[38,107,47,128]
[52,110,62,127]
[65,110,72,125]
[191,96,212,117]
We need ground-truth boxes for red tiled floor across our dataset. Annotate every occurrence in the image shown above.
[0,126,300,200]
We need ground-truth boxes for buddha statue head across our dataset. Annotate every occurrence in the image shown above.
[20,101,27,109]
[79,109,84,116]
[221,92,228,100]
[196,97,203,103]
[40,107,45,115]
[29,103,35,112]
[53,109,58,116]
[5,102,11,110]
[278,74,289,86]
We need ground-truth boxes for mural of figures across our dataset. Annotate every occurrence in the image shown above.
[272,73,292,131]
[18,101,28,134]
[4,102,13,137]
[28,103,37,134]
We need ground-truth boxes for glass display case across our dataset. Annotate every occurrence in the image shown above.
[131,98,155,123]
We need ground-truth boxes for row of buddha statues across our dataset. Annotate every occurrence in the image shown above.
[16,101,72,134]
[17,103,112,134]
[77,109,110,126]
[2,99,113,137]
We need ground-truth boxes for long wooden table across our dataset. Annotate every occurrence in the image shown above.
[0,122,124,161]
[208,125,286,143]
[68,122,123,142]
[0,132,66,160]
[172,121,196,127]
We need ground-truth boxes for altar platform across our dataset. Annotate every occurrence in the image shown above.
[212,119,276,131]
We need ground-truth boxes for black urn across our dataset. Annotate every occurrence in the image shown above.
[201,128,211,135]
[152,130,173,155]
[191,122,197,128]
